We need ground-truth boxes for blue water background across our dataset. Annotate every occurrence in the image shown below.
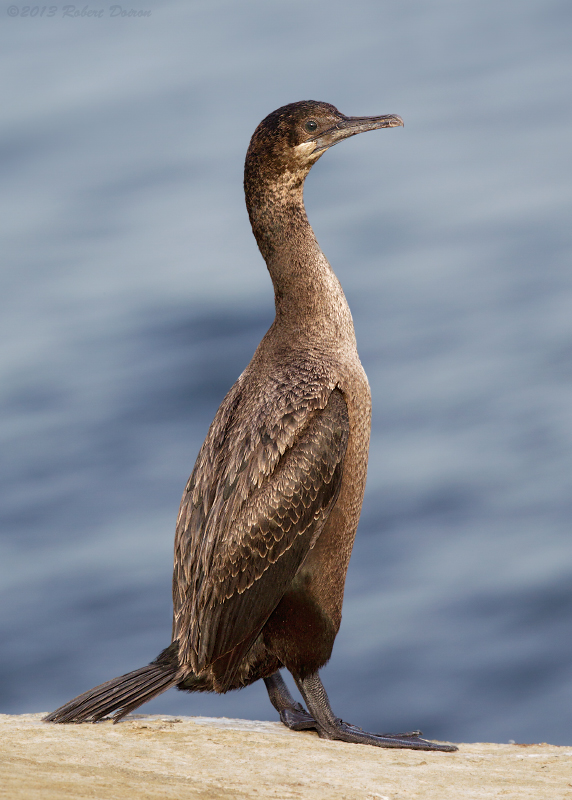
[1,0,571,744]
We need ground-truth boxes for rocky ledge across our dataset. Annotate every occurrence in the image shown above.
[1,713,570,799]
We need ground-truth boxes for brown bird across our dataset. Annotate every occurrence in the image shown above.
[45,101,457,752]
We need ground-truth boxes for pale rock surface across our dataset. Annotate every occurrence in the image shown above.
[1,713,571,799]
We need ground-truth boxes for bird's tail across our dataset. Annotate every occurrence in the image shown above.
[44,643,181,724]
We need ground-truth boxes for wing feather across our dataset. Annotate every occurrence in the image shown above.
[172,379,349,687]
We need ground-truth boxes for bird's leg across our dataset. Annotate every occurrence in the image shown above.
[263,672,317,731]
[294,671,458,752]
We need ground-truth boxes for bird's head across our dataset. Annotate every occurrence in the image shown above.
[245,100,403,189]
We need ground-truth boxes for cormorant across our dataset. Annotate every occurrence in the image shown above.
[45,101,457,752]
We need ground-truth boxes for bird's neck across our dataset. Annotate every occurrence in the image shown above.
[246,177,356,345]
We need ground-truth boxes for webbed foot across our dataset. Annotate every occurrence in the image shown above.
[294,672,458,752]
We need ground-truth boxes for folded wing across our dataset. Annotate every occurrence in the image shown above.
[172,384,349,690]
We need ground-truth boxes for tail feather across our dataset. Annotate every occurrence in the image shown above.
[44,644,181,724]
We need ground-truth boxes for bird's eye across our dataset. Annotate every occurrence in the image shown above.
[304,120,318,133]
